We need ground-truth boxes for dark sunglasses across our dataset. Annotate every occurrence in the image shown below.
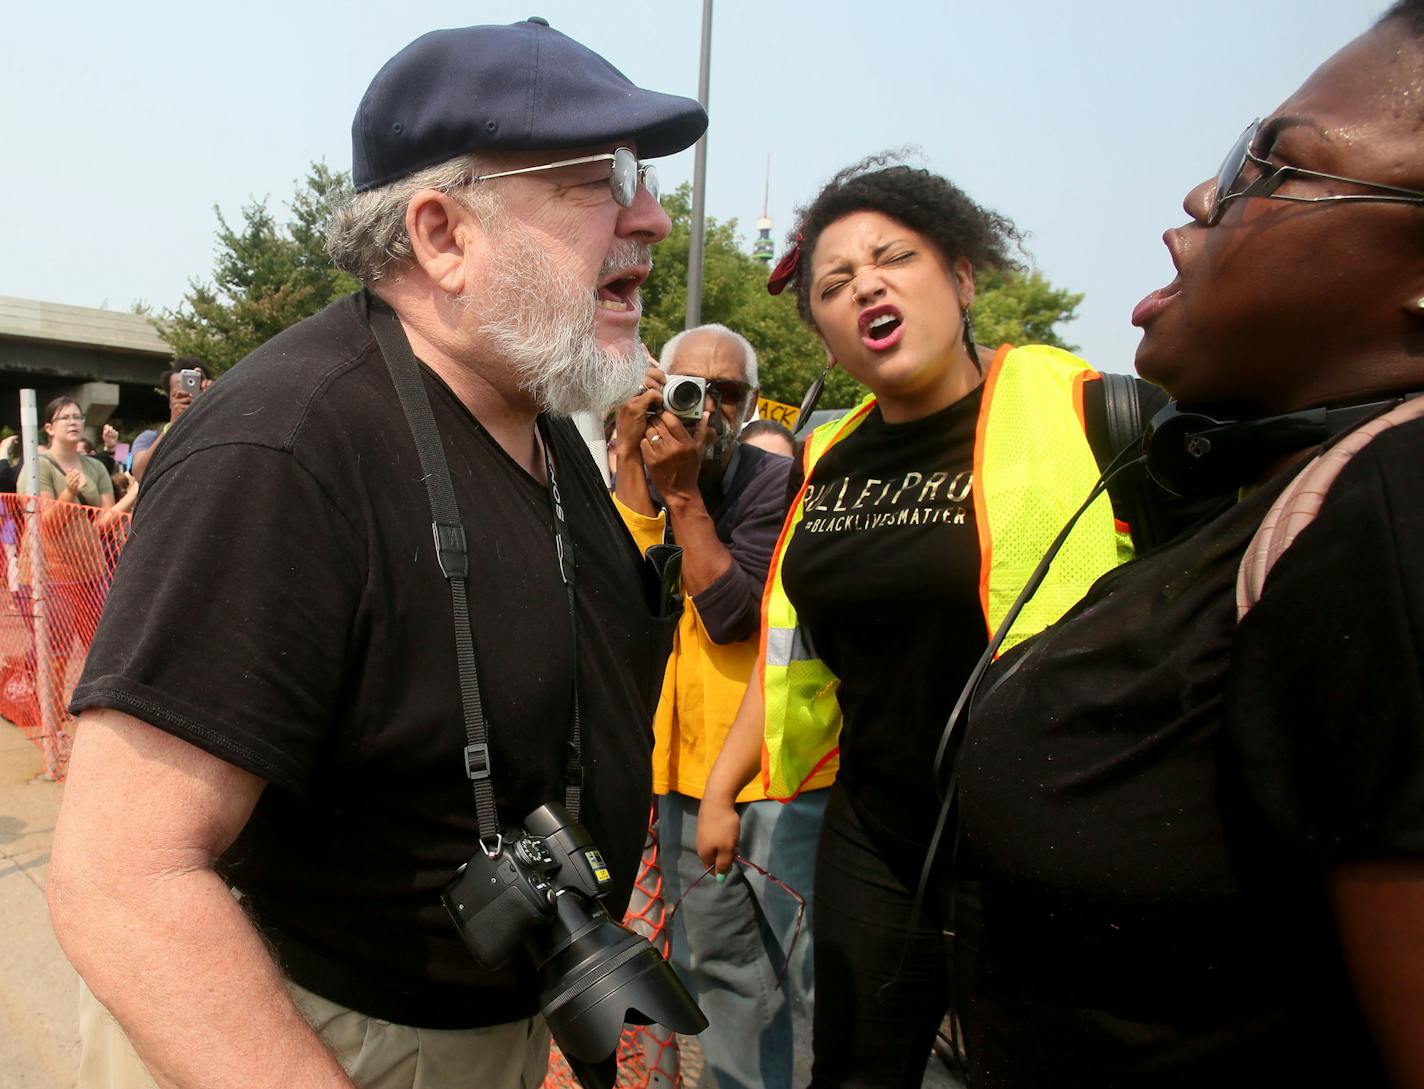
[1208,118,1424,226]
[668,854,806,989]
[471,147,658,209]
[704,379,754,409]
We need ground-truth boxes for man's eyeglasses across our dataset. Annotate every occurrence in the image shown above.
[1208,118,1424,226]
[470,147,658,209]
[668,854,806,989]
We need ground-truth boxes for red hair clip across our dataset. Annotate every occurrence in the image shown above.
[766,232,804,296]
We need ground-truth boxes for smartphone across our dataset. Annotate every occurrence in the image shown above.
[179,369,202,396]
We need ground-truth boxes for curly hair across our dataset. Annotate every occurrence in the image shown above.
[786,152,1024,324]
[1381,0,1424,33]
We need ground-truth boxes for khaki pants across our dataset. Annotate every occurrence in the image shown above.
[77,978,551,1089]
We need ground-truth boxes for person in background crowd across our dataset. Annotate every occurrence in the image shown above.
[697,158,1159,1088]
[613,324,809,1089]
[91,424,120,475]
[0,435,21,495]
[46,19,704,1089]
[26,398,135,526]
[958,5,1424,1085]
[17,398,137,704]
[129,358,212,480]
[0,435,21,598]
[739,417,798,460]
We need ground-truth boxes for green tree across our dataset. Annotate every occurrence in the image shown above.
[971,267,1084,354]
[157,163,359,372]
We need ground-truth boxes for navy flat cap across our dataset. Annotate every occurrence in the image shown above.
[352,18,708,192]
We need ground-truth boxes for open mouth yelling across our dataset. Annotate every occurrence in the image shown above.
[1132,230,1186,328]
[595,268,648,318]
[858,304,904,351]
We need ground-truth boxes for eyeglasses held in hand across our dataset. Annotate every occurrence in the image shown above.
[668,854,806,990]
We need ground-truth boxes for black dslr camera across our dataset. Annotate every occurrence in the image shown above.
[442,803,705,1080]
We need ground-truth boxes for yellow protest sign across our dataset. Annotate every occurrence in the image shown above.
[756,397,800,430]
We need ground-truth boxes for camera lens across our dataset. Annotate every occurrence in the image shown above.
[531,893,707,1062]
[665,381,703,414]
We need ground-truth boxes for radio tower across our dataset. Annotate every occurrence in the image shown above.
[753,155,775,265]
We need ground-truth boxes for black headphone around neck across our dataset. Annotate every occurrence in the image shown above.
[1142,394,1423,499]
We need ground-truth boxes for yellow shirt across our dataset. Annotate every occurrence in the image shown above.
[615,495,767,803]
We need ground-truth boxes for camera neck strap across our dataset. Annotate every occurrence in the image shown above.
[368,296,584,850]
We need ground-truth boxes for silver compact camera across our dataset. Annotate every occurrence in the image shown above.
[659,375,707,421]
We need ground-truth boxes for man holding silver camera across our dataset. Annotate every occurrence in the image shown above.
[48,20,704,1089]
[613,326,819,1089]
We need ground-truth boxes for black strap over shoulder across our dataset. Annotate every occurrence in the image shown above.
[366,294,583,846]
[1084,372,1189,555]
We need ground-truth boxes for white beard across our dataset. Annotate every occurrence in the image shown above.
[474,226,648,417]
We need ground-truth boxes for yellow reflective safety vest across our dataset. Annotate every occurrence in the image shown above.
[759,344,1129,800]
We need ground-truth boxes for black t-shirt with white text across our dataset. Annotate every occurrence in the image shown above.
[72,294,671,1029]
[783,389,985,845]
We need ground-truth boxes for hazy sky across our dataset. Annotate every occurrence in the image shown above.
[1,1,1388,374]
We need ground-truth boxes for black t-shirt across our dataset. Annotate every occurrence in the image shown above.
[72,293,671,1029]
[959,420,1424,1086]
[782,389,984,845]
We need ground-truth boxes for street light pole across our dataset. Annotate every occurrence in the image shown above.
[684,0,713,330]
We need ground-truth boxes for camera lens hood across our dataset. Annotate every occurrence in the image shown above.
[534,895,706,1061]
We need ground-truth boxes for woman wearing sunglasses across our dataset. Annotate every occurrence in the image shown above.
[956,5,1424,1086]
[695,158,1172,1088]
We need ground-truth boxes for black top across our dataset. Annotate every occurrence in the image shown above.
[72,293,672,1029]
[678,444,793,645]
[959,419,1424,1086]
[783,389,984,845]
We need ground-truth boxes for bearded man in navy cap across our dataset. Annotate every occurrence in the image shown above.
[47,21,706,1089]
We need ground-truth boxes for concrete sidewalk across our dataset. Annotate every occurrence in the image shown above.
[0,722,76,1089]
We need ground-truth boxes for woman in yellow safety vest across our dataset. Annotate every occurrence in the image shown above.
[696,156,1147,1088]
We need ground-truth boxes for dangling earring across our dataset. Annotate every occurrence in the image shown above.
[961,307,980,373]
[797,357,836,427]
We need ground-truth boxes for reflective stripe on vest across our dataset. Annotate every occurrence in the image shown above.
[759,345,1124,800]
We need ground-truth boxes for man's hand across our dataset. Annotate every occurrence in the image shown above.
[102,424,119,452]
[642,408,713,504]
[612,357,666,518]
[615,360,665,467]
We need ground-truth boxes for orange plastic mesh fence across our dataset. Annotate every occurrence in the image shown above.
[544,809,686,1088]
[0,493,130,779]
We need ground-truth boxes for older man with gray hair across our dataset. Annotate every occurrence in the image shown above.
[613,325,820,1089]
[48,20,704,1089]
